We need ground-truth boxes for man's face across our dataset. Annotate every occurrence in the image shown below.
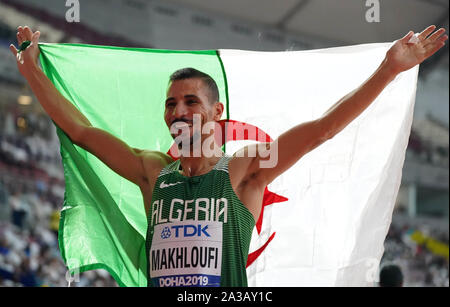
[165,78,222,147]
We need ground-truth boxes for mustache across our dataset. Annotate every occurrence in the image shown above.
[171,118,193,126]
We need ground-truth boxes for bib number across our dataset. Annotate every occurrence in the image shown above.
[150,220,222,287]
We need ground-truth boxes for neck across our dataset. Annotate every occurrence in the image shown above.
[179,143,224,177]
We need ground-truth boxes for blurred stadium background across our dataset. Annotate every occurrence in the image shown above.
[0,0,448,287]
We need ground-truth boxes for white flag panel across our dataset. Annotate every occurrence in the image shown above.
[219,43,418,286]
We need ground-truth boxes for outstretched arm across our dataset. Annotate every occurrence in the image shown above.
[11,27,91,138]
[10,26,170,187]
[244,26,447,186]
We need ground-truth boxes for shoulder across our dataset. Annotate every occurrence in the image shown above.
[139,150,174,164]
[135,149,174,184]
[228,144,267,188]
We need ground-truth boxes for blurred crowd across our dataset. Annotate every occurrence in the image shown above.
[0,105,448,287]
[0,106,117,287]
[382,220,449,287]
[408,127,449,168]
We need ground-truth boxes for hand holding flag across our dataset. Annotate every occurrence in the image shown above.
[10,26,41,74]
[385,25,447,75]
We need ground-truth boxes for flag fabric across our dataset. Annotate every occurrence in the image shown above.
[38,42,418,287]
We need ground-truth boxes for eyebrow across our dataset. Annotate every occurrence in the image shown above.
[165,95,199,103]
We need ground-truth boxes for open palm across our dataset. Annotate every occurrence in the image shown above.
[386,25,447,74]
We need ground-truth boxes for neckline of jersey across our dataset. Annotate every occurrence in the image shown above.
[174,154,227,180]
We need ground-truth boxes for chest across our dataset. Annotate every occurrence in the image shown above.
[149,172,232,227]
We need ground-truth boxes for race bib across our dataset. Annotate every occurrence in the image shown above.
[150,220,223,287]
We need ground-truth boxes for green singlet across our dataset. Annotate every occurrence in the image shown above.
[146,155,255,287]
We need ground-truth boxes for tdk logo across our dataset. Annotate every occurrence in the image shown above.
[160,226,171,239]
[161,224,211,239]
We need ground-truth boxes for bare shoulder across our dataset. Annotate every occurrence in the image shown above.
[228,148,253,179]
[228,145,267,222]
[228,143,267,188]
[135,149,173,184]
[137,150,173,217]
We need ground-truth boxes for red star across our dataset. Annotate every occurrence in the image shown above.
[257,186,288,235]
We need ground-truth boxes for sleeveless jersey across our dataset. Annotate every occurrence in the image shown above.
[146,155,255,287]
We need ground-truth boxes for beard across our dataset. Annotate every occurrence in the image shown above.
[170,115,220,157]
[172,124,203,157]
[175,130,201,149]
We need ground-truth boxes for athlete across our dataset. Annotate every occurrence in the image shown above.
[11,25,447,287]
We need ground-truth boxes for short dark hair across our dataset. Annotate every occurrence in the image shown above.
[379,264,403,287]
[169,67,219,104]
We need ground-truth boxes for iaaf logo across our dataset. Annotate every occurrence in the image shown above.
[166,119,288,268]
[161,224,210,239]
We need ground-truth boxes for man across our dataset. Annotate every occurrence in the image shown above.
[10,25,447,287]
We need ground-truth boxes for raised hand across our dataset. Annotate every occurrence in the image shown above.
[9,26,41,76]
[385,25,447,75]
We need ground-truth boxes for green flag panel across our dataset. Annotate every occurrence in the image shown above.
[39,43,227,286]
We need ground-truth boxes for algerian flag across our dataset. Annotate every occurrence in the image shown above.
[39,42,418,287]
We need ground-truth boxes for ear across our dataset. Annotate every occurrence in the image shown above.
[213,102,224,121]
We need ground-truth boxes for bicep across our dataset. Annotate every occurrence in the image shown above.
[76,126,156,186]
[251,118,329,185]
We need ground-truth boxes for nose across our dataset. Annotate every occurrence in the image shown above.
[172,102,188,119]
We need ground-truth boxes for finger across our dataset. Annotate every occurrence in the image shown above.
[23,26,33,41]
[9,44,18,57]
[17,26,23,37]
[400,31,414,43]
[31,31,41,44]
[424,39,447,59]
[17,26,26,42]
[418,25,436,41]
[426,34,449,50]
[436,34,448,46]
[424,28,446,45]
[17,31,25,45]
